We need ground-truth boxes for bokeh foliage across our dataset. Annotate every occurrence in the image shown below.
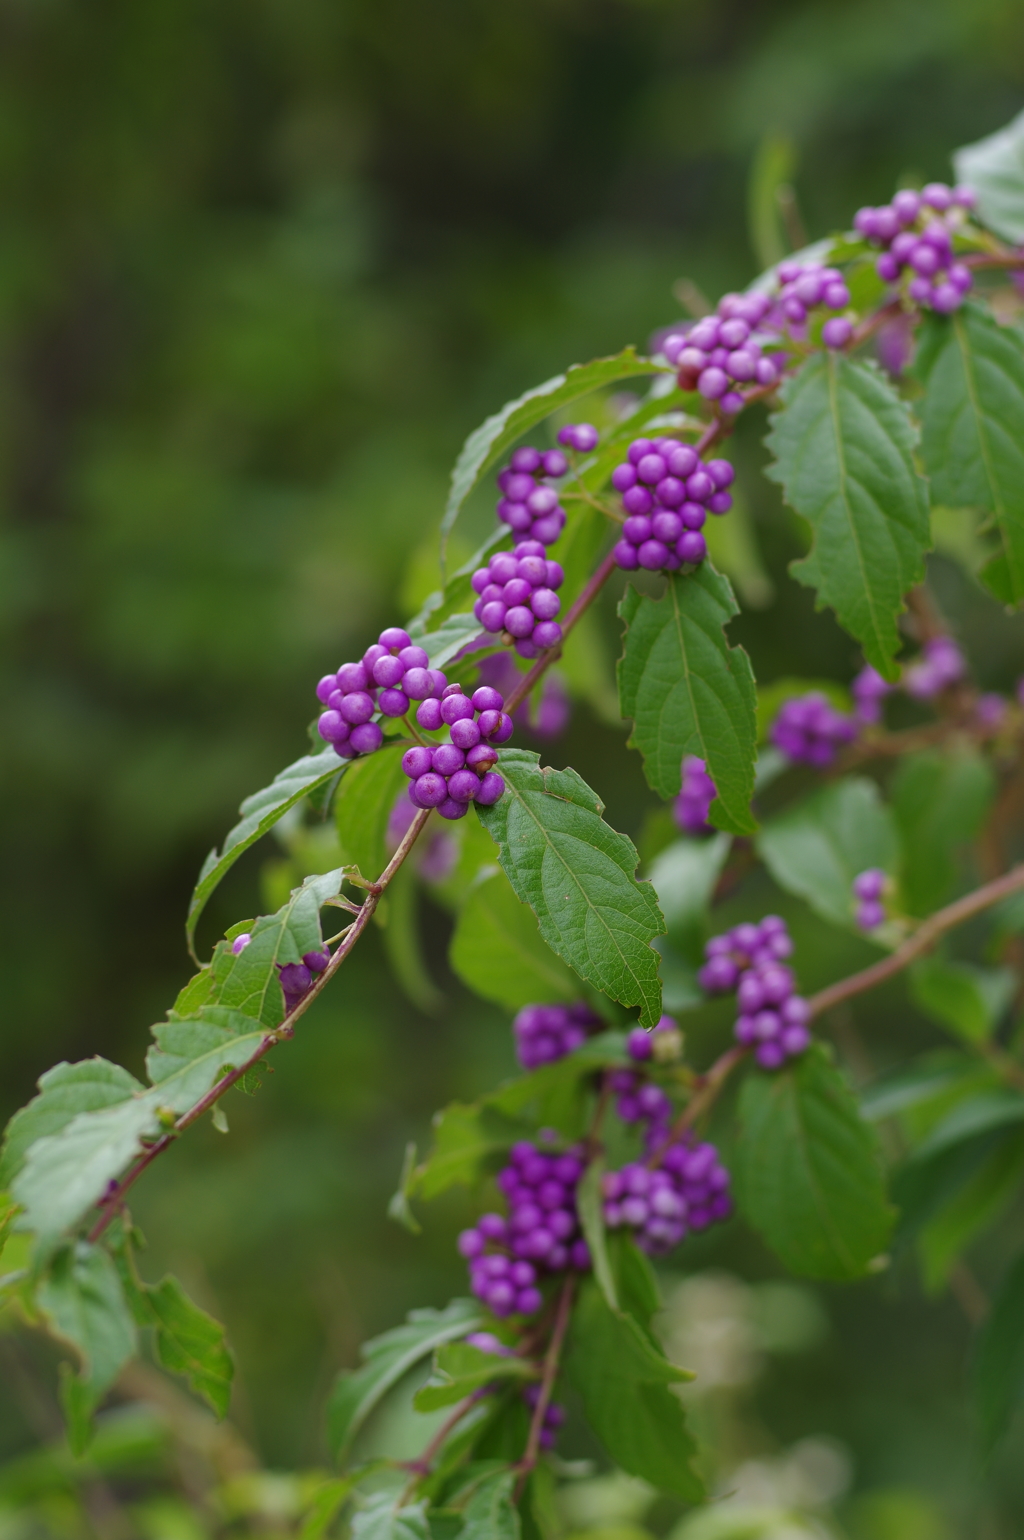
[4,0,1024,1532]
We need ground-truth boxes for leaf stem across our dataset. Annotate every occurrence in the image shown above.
[399,1386,491,1498]
[515,1274,576,1496]
[648,1045,748,1164]
[87,808,434,1242]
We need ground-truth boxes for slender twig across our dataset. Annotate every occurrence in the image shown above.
[648,1045,748,1166]
[399,1386,490,1498]
[87,809,434,1242]
[807,864,1024,1021]
[515,1275,576,1495]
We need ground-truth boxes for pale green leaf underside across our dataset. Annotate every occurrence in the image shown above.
[756,776,899,929]
[765,353,931,679]
[916,304,1024,606]
[441,348,668,560]
[954,110,1024,245]
[476,749,665,1026]
[327,1299,484,1460]
[187,748,345,951]
[617,566,757,834]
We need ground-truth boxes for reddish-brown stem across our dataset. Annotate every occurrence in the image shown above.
[400,1386,491,1499]
[515,1275,576,1494]
[807,863,1024,1024]
[648,1045,747,1165]
[87,808,434,1243]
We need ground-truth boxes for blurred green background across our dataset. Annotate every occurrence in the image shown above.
[5,0,1024,1533]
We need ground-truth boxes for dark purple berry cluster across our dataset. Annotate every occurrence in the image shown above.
[513,1001,602,1071]
[265,945,331,1011]
[401,684,511,821]
[771,692,857,768]
[699,917,812,1070]
[496,447,569,546]
[610,438,734,575]
[674,755,716,835]
[602,1140,732,1256]
[458,1142,590,1318]
[854,184,976,313]
[316,627,447,759]
[852,868,887,931]
[471,542,564,658]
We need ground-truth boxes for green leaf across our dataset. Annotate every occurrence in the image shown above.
[13,1025,266,1248]
[413,1343,533,1413]
[187,747,346,953]
[299,1473,371,1540]
[646,833,732,965]
[764,352,931,679]
[906,1089,1024,1164]
[859,1058,976,1122]
[449,868,580,1009]
[910,957,1016,1044]
[891,749,995,916]
[916,304,1024,605]
[328,1300,485,1460]
[476,750,665,1026]
[441,349,666,561]
[975,1246,1024,1452]
[735,1044,894,1280]
[460,1468,520,1540]
[335,746,410,883]
[954,109,1024,245]
[145,1276,234,1417]
[564,1278,702,1504]
[918,1132,1024,1293]
[109,1224,233,1415]
[756,777,898,929]
[607,1233,661,1339]
[576,1159,617,1312]
[175,867,347,1028]
[617,567,757,834]
[352,1496,430,1540]
[37,1242,136,1451]
[0,1060,144,1189]
[409,1103,529,1202]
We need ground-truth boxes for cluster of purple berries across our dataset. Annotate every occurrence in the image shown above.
[852,868,887,931]
[771,692,857,768]
[610,438,734,574]
[904,635,965,699]
[854,183,976,314]
[471,542,564,658]
[512,1001,602,1071]
[662,292,780,411]
[557,422,600,454]
[674,755,716,835]
[230,932,331,1013]
[400,684,511,820]
[496,447,569,546]
[771,260,855,349]
[316,627,448,760]
[602,1141,732,1256]
[699,917,812,1070]
[458,1142,590,1318]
